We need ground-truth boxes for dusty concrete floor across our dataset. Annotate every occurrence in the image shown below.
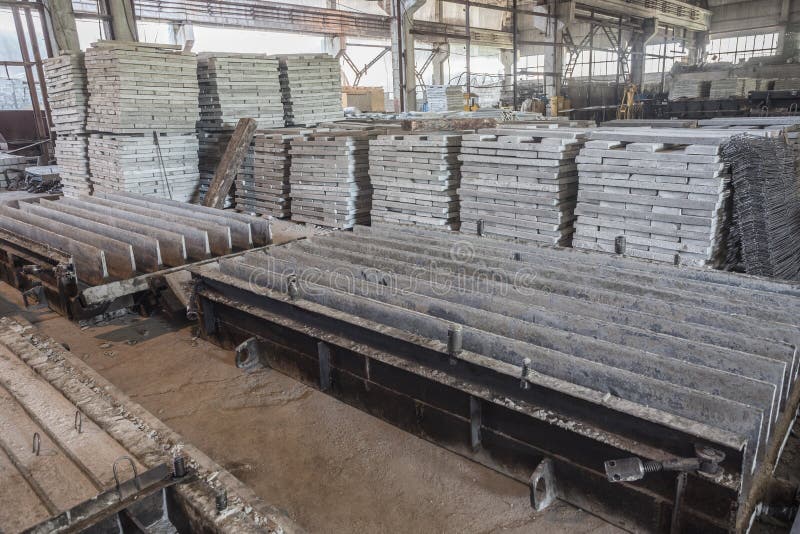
[0,279,621,534]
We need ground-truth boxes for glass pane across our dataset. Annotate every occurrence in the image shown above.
[76,19,105,50]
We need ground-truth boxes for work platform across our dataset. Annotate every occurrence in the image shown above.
[189,223,800,533]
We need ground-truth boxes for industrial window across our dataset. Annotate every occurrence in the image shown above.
[570,50,619,78]
[707,33,779,63]
[645,41,688,73]
[519,54,545,74]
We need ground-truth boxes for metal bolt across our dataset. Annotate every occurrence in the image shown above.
[287,275,299,300]
[476,220,485,237]
[447,324,462,365]
[216,490,228,514]
[173,456,186,478]
[614,235,626,255]
[520,358,531,390]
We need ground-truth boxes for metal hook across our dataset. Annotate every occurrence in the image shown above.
[32,432,40,456]
[113,456,141,499]
[74,411,82,434]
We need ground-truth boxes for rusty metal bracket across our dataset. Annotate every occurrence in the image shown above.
[234,336,265,371]
[530,458,558,512]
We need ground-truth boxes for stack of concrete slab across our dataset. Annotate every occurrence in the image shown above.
[369,133,462,229]
[52,135,92,196]
[196,129,253,206]
[709,78,758,98]
[279,54,342,126]
[289,131,375,228]
[572,128,751,267]
[85,41,198,133]
[0,153,28,189]
[458,128,587,244]
[235,130,295,217]
[88,133,200,202]
[42,52,88,134]
[773,78,800,91]
[197,54,284,130]
[668,79,710,100]
[42,52,92,195]
[84,41,200,200]
[427,85,463,112]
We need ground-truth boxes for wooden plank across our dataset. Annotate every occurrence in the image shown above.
[81,196,232,256]
[203,117,258,209]
[38,199,187,267]
[0,206,135,280]
[0,214,108,284]
[60,196,209,261]
[19,202,162,273]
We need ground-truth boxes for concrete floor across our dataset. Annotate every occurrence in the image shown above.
[0,280,620,534]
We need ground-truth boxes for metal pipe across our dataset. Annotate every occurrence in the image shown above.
[465,0,470,97]
[512,0,517,110]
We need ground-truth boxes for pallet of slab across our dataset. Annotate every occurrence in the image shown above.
[277,54,343,126]
[197,54,284,130]
[84,41,199,134]
[368,132,462,229]
[573,132,733,266]
[289,131,377,228]
[88,132,200,202]
[457,129,587,244]
[53,134,92,195]
[42,52,88,134]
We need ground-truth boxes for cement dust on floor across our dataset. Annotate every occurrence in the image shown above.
[0,283,618,534]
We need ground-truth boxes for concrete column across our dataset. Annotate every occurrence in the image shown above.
[106,0,138,41]
[543,28,562,97]
[630,18,657,88]
[390,0,425,111]
[42,0,80,52]
[500,48,514,91]
[431,43,450,85]
[169,22,195,50]
[324,36,346,58]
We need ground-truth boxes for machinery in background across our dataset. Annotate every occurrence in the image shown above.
[617,84,644,120]
[463,92,480,111]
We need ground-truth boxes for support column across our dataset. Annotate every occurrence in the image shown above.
[543,29,562,97]
[42,0,80,52]
[630,18,657,88]
[431,43,450,85]
[168,22,195,50]
[500,48,514,105]
[105,0,138,41]
[391,0,425,111]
